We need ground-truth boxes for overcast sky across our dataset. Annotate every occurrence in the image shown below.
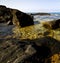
[0,0,60,12]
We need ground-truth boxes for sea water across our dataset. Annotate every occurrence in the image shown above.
[34,12,60,23]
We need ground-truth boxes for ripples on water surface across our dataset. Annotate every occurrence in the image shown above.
[34,13,60,22]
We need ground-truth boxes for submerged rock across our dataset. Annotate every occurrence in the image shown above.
[0,5,34,27]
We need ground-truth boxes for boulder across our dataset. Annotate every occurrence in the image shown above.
[41,19,60,30]
[0,5,34,27]
[15,10,34,27]
[41,21,55,29]
[52,19,60,29]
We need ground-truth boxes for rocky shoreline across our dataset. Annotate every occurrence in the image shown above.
[0,5,60,63]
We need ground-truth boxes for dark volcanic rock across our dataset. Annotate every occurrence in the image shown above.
[0,5,34,27]
[16,10,34,27]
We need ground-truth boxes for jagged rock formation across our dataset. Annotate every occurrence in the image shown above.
[0,5,34,27]
[0,37,60,63]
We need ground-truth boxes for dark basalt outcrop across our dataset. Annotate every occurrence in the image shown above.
[15,10,34,27]
[0,5,34,27]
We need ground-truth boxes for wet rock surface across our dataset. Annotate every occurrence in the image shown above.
[0,5,60,63]
[0,37,60,63]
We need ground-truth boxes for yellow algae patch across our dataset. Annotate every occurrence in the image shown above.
[51,53,60,63]
[12,23,60,41]
[13,24,44,40]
